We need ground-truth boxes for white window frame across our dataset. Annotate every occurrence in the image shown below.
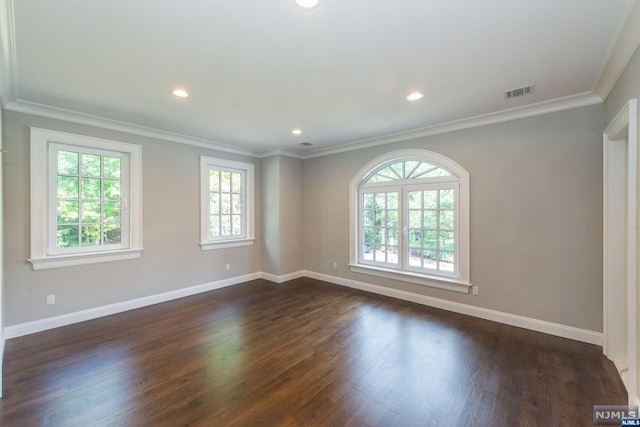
[29,128,143,270]
[349,149,471,293]
[200,156,255,250]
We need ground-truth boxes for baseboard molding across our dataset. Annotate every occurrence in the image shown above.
[303,270,603,346]
[4,272,262,339]
[0,331,4,398]
[260,270,305,284]
[3,269,603,347]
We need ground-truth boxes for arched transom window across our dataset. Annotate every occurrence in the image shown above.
[350,150,470,292]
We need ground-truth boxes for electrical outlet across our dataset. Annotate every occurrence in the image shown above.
[46,294,56,305]
[333,261,338,269]
[472,286,479,296]
[225,264,231,271]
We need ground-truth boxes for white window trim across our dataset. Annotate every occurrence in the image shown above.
[29,128,143,270]
[349,149,471,293]
[199,156,255,251]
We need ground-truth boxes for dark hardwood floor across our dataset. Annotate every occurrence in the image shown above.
[0,278,626,426]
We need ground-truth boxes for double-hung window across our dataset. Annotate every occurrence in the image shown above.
[30,128,143,270]
[200,156,255,250]
[350,150,470,293]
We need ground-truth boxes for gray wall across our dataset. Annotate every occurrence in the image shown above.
[261,155,303,276]
[303,104,605,332]
[278,155,303,274]
[261,156,280,275]
[605,44,640,123]
[3,110,262,326]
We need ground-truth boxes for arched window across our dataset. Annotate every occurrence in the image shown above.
[349,149,471,293]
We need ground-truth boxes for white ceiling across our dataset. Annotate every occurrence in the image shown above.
[2,0,636,155]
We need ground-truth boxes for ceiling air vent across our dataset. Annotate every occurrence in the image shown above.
[300,142,313,147]
[504,85,535,100]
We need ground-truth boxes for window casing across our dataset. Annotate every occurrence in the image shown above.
[30,128,143,270]
[200,157,255,250]
[350,150,470,293]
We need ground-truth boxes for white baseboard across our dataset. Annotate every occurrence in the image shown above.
[260,270,304,284]
[3,269,603,347]
[4,272,262,339]
[303,270,603,346]
[0,331,4,398]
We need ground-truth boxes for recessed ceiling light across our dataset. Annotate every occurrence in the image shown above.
[172,89,189,98]
[295,0,320,10]
[292,129,302,135]
[406,92,424,101]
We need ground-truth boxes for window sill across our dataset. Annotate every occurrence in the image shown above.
[349,264,471,294]
[29,249,144,271]
[200,238,255,251]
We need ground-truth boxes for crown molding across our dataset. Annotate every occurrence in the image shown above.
[592,0,640,100]
[257,149,306,159]
[0,0,16,106]
[300,92,603,159]
[4,99,261,157]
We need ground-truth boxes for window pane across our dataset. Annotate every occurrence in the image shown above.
[363,193,374,210]
[57,225,79,248]
[231,173,242,193]
[439,251,455,271]
[387,192,398,209]
[375,227,385,245]
[221,215,231,235]
[210,170,220,193]
[103,157,122,179]
[439,231,455,251]
[232,194,242,214]
[81,225,101,246]
[210,193,220,215]
[58,176,79,199]
[409,210,421,228]
[363,211,375,227]
[221,171,231,193]
[375,245,386,262]
[424,190,438,209]
[440,210,454,230]
[387,228,398,246]
[375,193,386,210]
[440,189,454,209]
[221,194,231,214]
[375,210,385,226]
[424,250,438,269]
[408,191,421,209]
[82,154,101,177]
[104,224,121,244]
[58,151,78,175]
[424,168,450,178]
[104,201,121,223]
[389,162,404,179]
[424,230,438,250]
[81,201,101,223]
[363,227,374,244]
[82,178,101,200]
[210,216,220,237]
[424,210,438,229]
[57,201,79,224]
[387,210,398,228]
[409,229,421,248]
[362,244,374,261]
[386,246,398,264]
[232,215,242,235]
[104,179,121,200]
[409,248,421,267]
[410,162,437,178]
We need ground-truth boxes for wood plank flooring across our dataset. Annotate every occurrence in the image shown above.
[0,278,626,426]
